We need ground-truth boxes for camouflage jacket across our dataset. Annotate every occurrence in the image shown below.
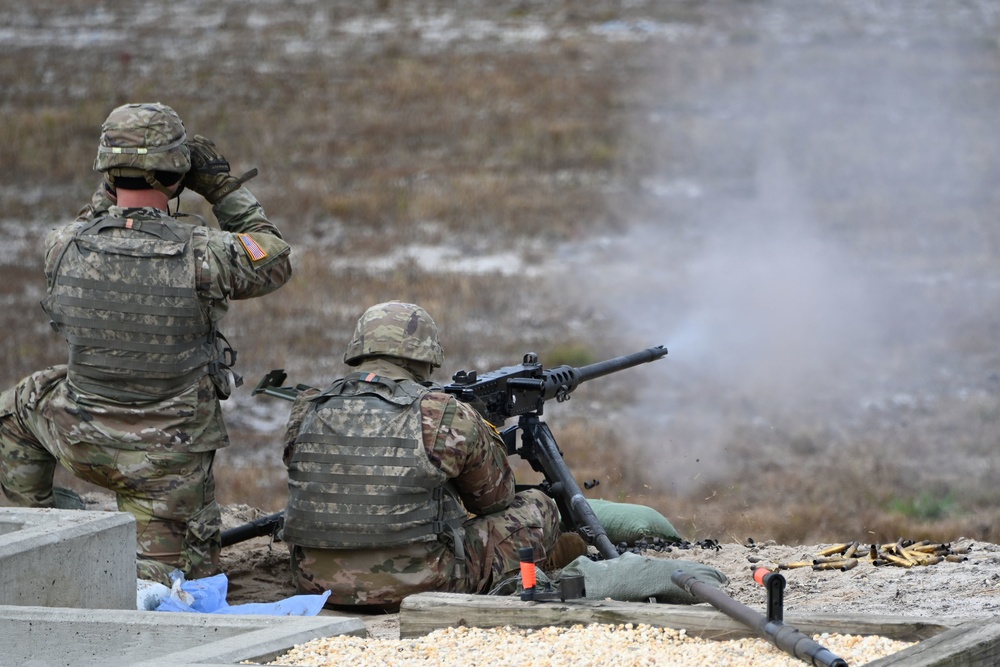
[39,188,292,452]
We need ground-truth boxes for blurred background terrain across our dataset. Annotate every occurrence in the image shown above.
[2,0,1000,544]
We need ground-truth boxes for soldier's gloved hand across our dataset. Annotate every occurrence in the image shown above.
[183,135,258,205]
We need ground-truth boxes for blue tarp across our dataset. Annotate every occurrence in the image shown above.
[154,572,330,616]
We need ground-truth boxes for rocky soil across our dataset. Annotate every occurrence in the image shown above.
[220,505,1000,640]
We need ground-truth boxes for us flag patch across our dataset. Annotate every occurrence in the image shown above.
[238,234,268,262]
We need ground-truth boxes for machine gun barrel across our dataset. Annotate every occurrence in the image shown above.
[540,345,668,402]
[220,511,284,548]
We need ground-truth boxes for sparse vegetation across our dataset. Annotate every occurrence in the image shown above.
[3,1,1000,547]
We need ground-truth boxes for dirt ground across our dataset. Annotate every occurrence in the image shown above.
[218,504,1000,639]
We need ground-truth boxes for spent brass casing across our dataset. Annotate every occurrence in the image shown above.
[778,561,814,570]
[839,558,859,571]
[902,550,942,566]
[817,543,851,557]
[812,558,859,571]
[843,541,860,559]
[946,554,968,563]
[813,555,851,565]
[880,552,913,568]
[812,560,849,571]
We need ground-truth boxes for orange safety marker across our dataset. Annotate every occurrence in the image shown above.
[518,546,537,600]
[752,567,785,623]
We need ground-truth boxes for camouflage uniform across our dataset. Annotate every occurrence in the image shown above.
[282,306,560,610]
[0,103,292,584]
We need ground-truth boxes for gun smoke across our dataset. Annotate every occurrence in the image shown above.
[565,3,1000,495]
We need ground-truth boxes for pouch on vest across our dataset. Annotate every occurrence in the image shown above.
[208,331,243,400]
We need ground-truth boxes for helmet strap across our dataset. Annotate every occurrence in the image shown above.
[143,171,177,198]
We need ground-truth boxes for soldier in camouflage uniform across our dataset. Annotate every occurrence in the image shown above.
[0,102,292,584]
[281,301,579,611]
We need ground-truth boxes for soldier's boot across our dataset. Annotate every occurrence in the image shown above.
[541,532,588,571]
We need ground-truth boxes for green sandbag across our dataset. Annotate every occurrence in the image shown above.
[585,499,682,544]
[559,552,728,604]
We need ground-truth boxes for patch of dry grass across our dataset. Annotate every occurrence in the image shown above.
[3,2,998,549]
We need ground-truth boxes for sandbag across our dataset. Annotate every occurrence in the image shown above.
[558,552,728,605]
[585,499,682,544]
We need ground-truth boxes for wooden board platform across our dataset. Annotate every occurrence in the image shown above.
[399,592,1000,667]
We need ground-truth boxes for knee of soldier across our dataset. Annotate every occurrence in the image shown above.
[513,488,560,535]
[186,497,222,542]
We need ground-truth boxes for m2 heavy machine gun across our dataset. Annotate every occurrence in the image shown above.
[228,344,851,667]
[441,345,668,559]
[223,345,669,558]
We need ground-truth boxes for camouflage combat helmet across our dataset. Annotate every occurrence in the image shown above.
[344,301,444,368]
[93,102,191,193]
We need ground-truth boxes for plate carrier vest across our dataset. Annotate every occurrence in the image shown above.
[42,212,228,402]
[284,373,467,575]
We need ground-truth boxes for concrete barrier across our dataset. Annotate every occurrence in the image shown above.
[0,605,366,667]
[0,507,135,609]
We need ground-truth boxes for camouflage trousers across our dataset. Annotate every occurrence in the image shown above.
[289,487,560,609]
[0,367,222,584]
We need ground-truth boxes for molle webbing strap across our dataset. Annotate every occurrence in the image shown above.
[54,275,196,299]
[287,470,440,490]
[282,514,438,546]
[66,362,208,395]
[68,349,213,376]
[287,445,418,468]
[284,503,438,526]
[284,470,435,494]
[293,432,416,450]
[49,294,201,320]
[50,312,207,337]
[60,331,209,355]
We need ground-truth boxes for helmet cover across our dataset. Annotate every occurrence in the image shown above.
[344,301,444,368]
[93,102,191,177]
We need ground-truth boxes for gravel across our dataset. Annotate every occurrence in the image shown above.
[254,623,912,667]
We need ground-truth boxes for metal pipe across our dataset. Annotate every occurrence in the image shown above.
[670,570,848,667]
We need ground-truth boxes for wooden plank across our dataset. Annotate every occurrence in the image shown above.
[863,622,1000,667]
[399,592,959,644]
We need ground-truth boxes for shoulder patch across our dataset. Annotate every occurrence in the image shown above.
[238,234,268,262]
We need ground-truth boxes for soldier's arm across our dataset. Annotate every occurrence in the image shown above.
[422,393,515,515]
[43,222,83,290]
[197,188,292,301]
